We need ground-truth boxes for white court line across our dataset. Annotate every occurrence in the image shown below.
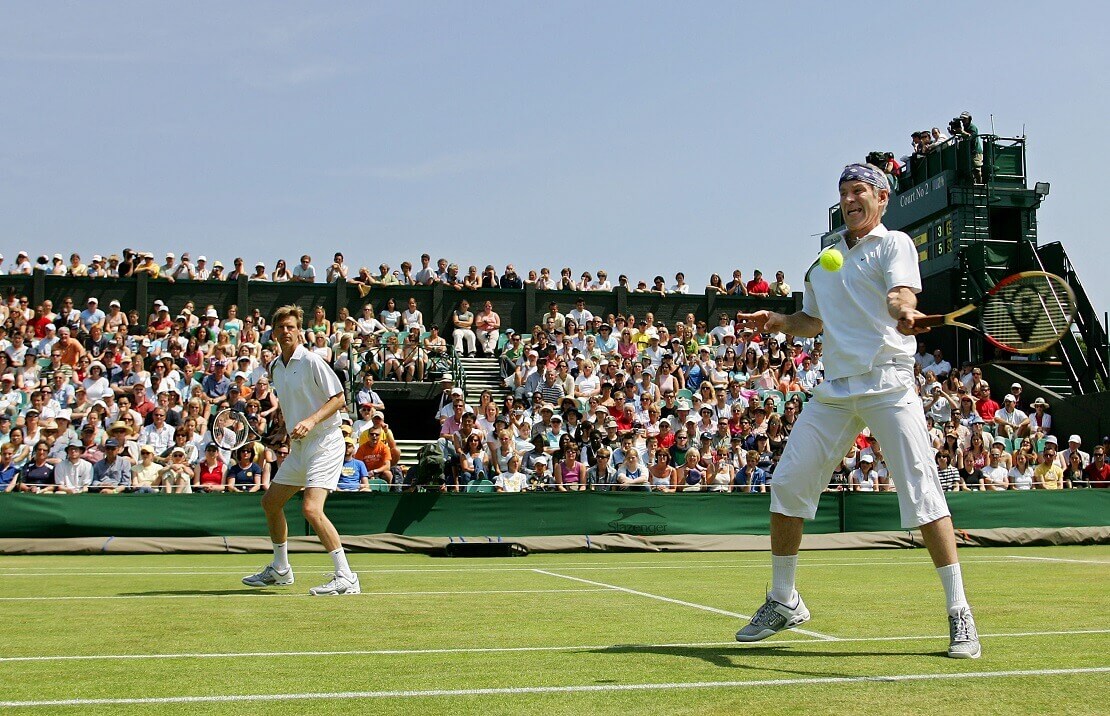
[2,667,1107,707]
[1006,555,1110,565]
[0,588,612,602]
[0,640,745,663]
[2,628,1105,664]
[533,568,839,641]
[0,557,1035,578]
[830,628,1110,642]
[0,559,752,572]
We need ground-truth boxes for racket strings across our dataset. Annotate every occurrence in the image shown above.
[216,412,252,450]
[980,274,1075,351]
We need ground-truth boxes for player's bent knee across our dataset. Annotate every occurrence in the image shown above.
[260,491,285,514]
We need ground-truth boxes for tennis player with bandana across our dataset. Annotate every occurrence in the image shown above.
[734,164,980,658]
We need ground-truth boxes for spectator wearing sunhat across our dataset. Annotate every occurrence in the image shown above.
[108,420,139,464]
[130,444,163,492]
[1028,397,1051,441]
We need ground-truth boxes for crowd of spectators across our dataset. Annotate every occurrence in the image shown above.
[0,287,304,493]
[0,242,1105,496]
[0,249,792,299]
[421,307,1109,493]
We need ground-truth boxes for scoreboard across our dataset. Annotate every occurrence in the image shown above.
[910,211,956,263]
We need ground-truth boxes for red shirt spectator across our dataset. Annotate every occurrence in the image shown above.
[1083,451,1110,487]
[132,386,157,420]
[198,459,225,487]
[746,271,770,296]
[975,390,1000,423]
[29,313,52,338]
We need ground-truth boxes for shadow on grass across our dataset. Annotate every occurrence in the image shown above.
[589,643,947,672]
[117,589,287,596]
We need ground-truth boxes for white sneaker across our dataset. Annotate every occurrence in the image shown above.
[947,607,982,659]
[309,572,361,596]
[735,593,811,642]
[242,564,295,587]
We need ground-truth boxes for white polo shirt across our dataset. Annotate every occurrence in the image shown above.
[269,344,344,438]
[803,224,920,381]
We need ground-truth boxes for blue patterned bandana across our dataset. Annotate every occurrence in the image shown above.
[840,163,889,191]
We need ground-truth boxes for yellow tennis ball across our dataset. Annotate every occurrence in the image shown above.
[820,248,844,272]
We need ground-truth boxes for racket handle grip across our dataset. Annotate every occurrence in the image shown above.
[915,314,946,329]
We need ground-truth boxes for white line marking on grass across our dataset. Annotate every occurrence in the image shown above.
[0,641,743,663]
[532,569,839,641]
[1006,555,1110,565]
[0,588,611,602]
[829,628,1110,643]
[0,557,1034,578]
[3,667,1108,706]
[3,628,1105,663]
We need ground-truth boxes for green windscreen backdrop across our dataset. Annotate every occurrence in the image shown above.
[0,491,1106,539]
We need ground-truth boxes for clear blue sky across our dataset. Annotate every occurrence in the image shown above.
[3,2,1107,316]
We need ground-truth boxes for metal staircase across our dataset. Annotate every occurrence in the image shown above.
[456,356,510,406]
[395,439,437,467]
[1032,242,1109,394]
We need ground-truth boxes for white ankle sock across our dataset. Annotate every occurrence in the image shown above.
[770,554,798,605]
[330,548,353,579]
[271,542,290,572]
[937,563,969,613]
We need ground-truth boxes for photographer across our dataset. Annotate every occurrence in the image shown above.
[866,151,899,194]
[951,112,983,183]
[906,132,930,175]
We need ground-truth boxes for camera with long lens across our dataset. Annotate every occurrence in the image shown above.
[865,151,894,169]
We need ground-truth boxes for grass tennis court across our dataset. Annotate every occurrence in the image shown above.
[0,545,1107,715]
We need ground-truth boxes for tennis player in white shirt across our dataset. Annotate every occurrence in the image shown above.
[242,305,359,595]
[733,164,979,659]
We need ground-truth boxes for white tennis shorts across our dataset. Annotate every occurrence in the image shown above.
[771,362,950,529]
[272,428,345,491]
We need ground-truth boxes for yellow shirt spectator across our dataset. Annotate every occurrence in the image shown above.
[1033,462,1064,489]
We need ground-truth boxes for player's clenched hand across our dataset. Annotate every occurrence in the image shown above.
[735,310,785,334]
[290,418,316,440]
[896,307,931,336]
